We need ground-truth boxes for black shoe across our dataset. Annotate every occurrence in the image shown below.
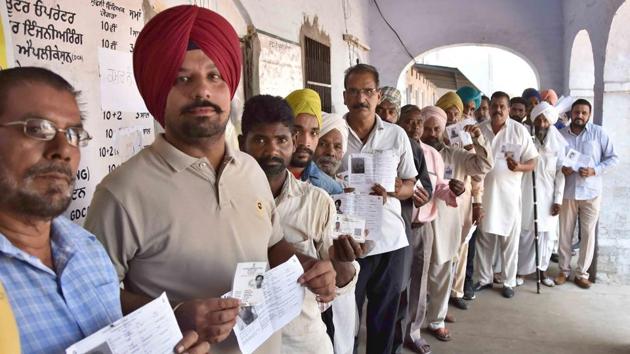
[473,282,492,292]
[550,253,559,263]
[502,286,515,298]
[463,281,476,300]
[450,297,469,310]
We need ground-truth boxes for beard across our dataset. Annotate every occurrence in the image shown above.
[423,137,444,151]
[571,118,586,130]
[315,155,341,177]
[290,146,313,168]
[256,156,287,177]
[179,115,228,138]
[0,162,75,219]
[534,126,548,143]
[175,99,227,139]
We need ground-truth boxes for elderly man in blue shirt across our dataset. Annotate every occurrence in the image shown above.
[555,98,618,289]
[0,67,207,353]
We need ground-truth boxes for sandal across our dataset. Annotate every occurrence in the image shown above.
[430,327,452,342]
[404,338,433,354]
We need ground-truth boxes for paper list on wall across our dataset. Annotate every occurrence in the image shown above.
[3,0,154,225]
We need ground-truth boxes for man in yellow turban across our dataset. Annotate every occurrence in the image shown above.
[436,92,464,126]
[286,88,343,195]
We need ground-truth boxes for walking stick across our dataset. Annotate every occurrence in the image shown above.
[530,135,541,294]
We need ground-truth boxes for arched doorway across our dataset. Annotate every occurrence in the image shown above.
[599,0,630,284]
[397,44,539,106]
[569,30,595,103]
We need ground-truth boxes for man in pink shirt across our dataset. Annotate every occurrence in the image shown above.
[400,105,460,353]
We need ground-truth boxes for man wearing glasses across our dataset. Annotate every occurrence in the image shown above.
[339,64,418,354]
[0,67,207,354]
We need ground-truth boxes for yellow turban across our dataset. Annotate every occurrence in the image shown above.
[435,91,464,113]
[285,88,322,128]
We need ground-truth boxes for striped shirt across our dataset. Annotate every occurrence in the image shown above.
[0,216,122,353]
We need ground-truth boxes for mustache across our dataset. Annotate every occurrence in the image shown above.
[181,99,224,115]
[351,103,369,110]
[317,155,339,164]
[295,146,313,156]
[258,156,285,166]
[25,162,74,183]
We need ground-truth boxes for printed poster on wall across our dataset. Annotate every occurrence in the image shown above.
[2,0,155,225]
[0,0,13,68]
[258,32,303,97]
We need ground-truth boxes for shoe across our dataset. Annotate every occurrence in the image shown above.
[463,280,476,300]
[575,277,592,289]
[541,277,555,287]
[550,253,559,263]
[449,297,469,310]
[502,286,514,298]
[516,276,524,286]
[429,327,452,342]
[404,339,432,354]
[473,282,493,292]
[493,273,502,284]
[463,290,476,300]
[445,313,456,323]
[554,273,567,285]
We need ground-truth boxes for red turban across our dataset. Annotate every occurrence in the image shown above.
[133,5,242,126]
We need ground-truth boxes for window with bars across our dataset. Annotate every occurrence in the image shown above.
[304,36,332,112]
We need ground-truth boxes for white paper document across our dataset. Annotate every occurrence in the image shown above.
[333,214,366,242]
[332,194,383,242]
[347,150,398,193]
[66,293,182,354]
[563,148,592,170]
[98,48,149,112]
[232,262,267,306]
[446,119,476,147]
[230,255,305,354]
[499,143,522,162]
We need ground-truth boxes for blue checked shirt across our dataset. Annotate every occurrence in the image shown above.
[301,160,344,195]
[0,216,122,353]
[560,123,618,200]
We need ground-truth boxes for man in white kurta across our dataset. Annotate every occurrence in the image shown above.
[440,119,494,310]
[314,112,360,354]
[475,92,539,298]
[518,103,567,286]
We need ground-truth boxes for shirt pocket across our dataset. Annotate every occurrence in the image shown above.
[291,239,318,258]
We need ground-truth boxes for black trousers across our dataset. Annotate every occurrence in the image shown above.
[465,228,478,290]
[354,247,407,354]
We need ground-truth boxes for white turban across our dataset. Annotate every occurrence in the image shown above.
[531,101,558,123]
[531,101,568,153]
[320,112,348,154]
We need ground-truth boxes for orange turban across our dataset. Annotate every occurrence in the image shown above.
[541,89,559,106]
[133,5,242,126]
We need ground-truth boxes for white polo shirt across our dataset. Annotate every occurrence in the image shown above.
[340,115,418,255]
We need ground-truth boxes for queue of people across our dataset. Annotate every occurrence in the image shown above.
[0,5,618,354]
